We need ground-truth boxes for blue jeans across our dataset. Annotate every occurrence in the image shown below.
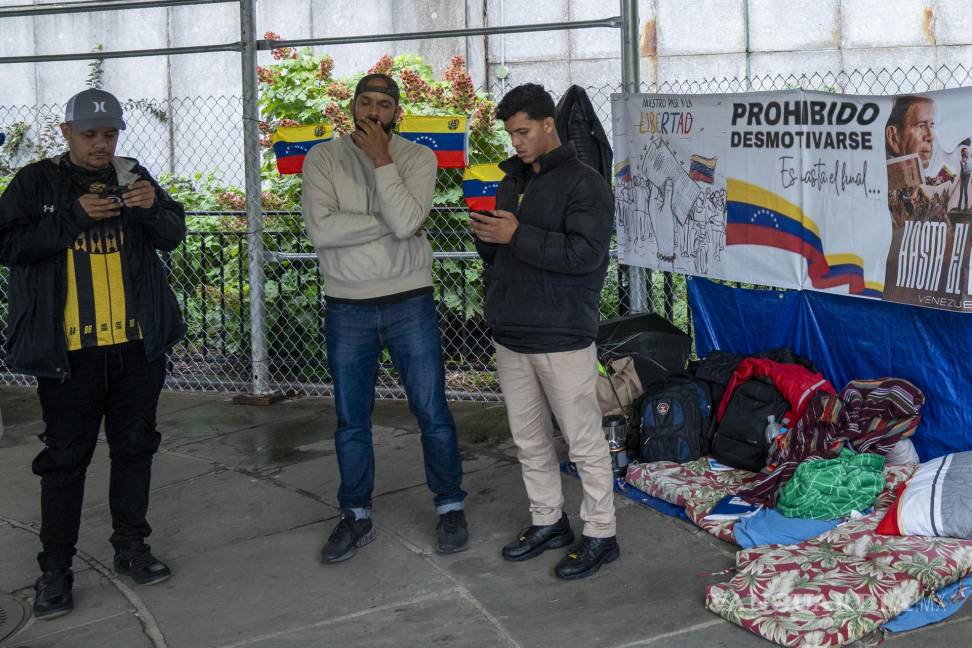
[326,292,465,514]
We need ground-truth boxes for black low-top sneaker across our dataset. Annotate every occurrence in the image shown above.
[320,510,377,564]
[554,535,620,580]
[114,545,172,585]
[33,568,74,619]
[501,513,574,562]
[436,510,469,554]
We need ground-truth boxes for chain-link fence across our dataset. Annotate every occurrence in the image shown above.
[2,63,970,399]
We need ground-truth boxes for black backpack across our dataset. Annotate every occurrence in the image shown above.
[690,350,741,412]
[638,375,712,464]
[710,378,789,472]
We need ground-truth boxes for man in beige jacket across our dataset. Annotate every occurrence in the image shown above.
[302,74,467,564]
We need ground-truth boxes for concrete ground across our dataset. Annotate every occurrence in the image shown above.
[1,386,969,648]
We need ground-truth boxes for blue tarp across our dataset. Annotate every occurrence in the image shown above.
[885,575,972,632]
[688,278,972,461]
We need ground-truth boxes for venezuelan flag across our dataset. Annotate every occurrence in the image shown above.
[271,124,333,174]
[463,163,504,212]
[725,178,883,297]
[689,154,716,184]
[614,160,631,183]
[398,115,468,168]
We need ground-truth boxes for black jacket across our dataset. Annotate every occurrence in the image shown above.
[0,155,187,378]
[475,143,614,352]
[555,85,613,183]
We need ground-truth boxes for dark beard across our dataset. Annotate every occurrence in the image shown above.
[356,117,395,134]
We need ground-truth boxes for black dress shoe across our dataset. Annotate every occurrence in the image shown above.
[33,568,74,619]
[501,514,574,562]
[554,535,620,580]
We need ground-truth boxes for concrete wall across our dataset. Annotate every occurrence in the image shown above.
[642,0,972,92]
[479,0,972,92]
[0,0,473,103]
[3,0,972,183]
[5,0,972,106]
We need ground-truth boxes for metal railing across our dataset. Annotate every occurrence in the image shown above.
[5,61,972,397]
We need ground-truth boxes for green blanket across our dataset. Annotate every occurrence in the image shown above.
[777,448,886,520]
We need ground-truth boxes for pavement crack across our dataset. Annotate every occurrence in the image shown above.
[211,588,463,648]
[156,399,213,418]
[0,514,169,648]
[160,451,339,509]
[80,465,228,514]
[459,445,520,466]
[13,611,129,643]
[608,618,726,647]
[161,414,312,452]
[248,515,338,541]
[375,524,523,648]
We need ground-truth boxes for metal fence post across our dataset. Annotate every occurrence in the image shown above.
[620,0,645,312]
[240,0,271,395]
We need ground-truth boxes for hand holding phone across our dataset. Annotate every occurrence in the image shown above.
[119,180,157,210]
[77,193,123,220]
[469,208,518,244]
[98,185,127,204]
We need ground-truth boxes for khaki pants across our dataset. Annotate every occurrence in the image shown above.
[494,341,616,538]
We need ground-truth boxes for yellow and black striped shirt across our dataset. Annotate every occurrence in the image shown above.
[64,202,141,351]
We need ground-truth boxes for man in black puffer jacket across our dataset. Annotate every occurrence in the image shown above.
[471,83,618,580]
[0,89,186,620]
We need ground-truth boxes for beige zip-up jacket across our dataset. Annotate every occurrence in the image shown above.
[301,133,437,299]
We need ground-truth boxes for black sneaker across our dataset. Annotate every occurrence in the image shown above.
[320,510,377,564]
[33,568,74,619]
[114,545,172,585]
[436,510,469,554]
[554,535,620,580]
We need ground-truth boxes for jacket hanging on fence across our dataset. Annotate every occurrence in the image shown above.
[555,85,613,182]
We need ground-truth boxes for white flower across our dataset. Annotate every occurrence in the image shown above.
[764,571,800,609]
[881,581,921,613]
[842,536,870,559]
[951,546,972,572]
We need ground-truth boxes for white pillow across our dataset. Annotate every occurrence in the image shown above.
[897,451,972,539]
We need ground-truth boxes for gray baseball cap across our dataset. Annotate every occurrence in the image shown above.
[64,88,126,131]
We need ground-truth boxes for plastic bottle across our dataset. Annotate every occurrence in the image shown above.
[765,414,782,443]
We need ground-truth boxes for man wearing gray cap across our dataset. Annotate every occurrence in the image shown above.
[302,73,468,563]
[0,88,186,619]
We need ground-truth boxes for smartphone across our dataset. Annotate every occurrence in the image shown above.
[471,210,496,219]
[99,185,127,204]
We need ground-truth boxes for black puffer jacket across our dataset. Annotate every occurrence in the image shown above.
[475,143,613,352]
[555,85,613,183]
[0,155,186,379]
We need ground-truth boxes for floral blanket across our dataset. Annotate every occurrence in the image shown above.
[706,505,972,647]
[626,459,972,647]
[625,458,763,542]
